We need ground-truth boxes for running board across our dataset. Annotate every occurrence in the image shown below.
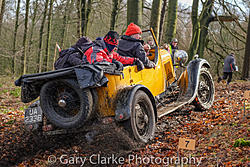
[157,97,192,118]
[157,58,210,118]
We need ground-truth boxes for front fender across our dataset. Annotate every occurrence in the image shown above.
[184,58,211,102]
[114,85,157,122]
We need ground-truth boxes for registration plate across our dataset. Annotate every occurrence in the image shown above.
[24,106,43,124]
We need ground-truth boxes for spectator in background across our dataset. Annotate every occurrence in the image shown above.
[218,53,237,85]
[169,38,178,65]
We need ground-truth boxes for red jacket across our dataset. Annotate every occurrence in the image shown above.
[84,38,135,65]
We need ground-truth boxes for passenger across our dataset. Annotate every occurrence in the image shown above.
[144,36,155,56]
[84,30,144,70]
[146,36,155,48]
[143,43,151,55]
[54,36,92,70]
[117,23,155,68]
[162,43,171,53]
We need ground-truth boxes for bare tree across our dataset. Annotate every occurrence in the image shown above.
[21,0,30,74]
[61,0,71,48]
[44,0,54,72]
[12,0,21,75]
[77,0,83,37]
[0,0,5,36]
[242,13,250,80]
[77,0,92,37]
[37,0,49,73]
[27,0,39,73]
[159,0,167,44]
[150,0,162,40]
[164,0,178,43]
[188,0,217,61]
[127,0,143,26]
[110,0,120,30]
[188,0,237,61]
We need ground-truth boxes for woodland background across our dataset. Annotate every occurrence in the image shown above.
[0,0,249,80]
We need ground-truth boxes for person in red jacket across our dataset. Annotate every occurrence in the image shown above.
[84,31,143,71]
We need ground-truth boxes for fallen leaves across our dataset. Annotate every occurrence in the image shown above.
[0,79,249,166]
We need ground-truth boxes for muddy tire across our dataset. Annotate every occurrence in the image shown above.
[123,90,155,143]
[40,79,93,129]
[193,68,214,110]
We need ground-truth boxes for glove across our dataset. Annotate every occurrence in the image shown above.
[134,58,144,71]
[112,59,123,71]
[145,60,155,68]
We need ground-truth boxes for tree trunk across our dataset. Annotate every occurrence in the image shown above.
[77,0,83,37]
[0,0,5,36]
[27,0,38,73]
[60,0,70,48]
[188,0,200,62]
[197,0,214,58]
[82,0,92,36]
[12,0,21,75]
[43,0,54,72]
[188,0,214,62]
[164,0,178,43]
[159,0,167,45]
[21,0,30,75]
[37,0,49,73]
[110,0,119,30]
[127,0,143,26]
[241,12,250,80]
[150,0,162,41]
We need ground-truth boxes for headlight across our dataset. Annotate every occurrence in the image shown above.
[174,50,188,65]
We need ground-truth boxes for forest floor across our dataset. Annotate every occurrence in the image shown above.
[0,77,249,167]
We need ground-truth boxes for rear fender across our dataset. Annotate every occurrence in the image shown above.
[114,85,157,122]
[182,58,211,102]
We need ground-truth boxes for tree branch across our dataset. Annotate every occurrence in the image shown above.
[210,15,238,22]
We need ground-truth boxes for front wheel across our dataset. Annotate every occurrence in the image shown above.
[123,90,155,143]
[193,68,215,110]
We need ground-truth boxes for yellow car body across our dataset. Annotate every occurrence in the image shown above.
[96,48,175,117]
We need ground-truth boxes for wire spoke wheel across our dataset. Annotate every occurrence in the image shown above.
[123,90,155,143]
[48,83,81,118]
[198,75,211,103]
[193,68,215,110]
[135,103,149,136]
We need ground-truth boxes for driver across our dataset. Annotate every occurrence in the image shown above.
[117,23,155,68]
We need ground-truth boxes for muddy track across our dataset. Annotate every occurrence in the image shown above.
[0,108,192,167]
[0,82,249,166]
[0,122,144,166]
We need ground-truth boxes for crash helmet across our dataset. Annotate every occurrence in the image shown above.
[171,38,178,43]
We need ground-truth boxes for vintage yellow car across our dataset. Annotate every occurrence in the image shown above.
[15,29,214,143]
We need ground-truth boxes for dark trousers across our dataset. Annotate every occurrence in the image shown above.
[221,72,233,84]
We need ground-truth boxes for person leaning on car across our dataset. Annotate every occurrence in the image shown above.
[117,23,155,68]
[83,30,144,70]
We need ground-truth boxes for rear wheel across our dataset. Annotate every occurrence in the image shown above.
[40,79,93,129]
[123,90,155,143]
[193,68,214,110]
